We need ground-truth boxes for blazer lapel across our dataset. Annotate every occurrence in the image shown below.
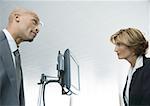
[129,65,143,91]
[123,76,128,106]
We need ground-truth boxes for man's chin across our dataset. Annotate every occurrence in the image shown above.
[24,38,34,42]
[29,39,34,42]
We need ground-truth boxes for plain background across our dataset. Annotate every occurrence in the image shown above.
[0,0,149,106]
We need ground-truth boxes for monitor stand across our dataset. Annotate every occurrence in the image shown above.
[37,74,59,106]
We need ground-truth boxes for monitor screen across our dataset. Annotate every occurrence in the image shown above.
[63,49,80,95]
[69,51,80,94]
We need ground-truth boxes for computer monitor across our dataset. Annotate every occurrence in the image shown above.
[57,49,80,95]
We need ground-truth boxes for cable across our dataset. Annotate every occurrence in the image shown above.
[38,74,74,106]
[42,80,59,106]
[43,83,46,106]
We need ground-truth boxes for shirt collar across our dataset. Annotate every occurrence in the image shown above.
[2,29,18,53]
[134,56,143,70]
[129,56,143,75]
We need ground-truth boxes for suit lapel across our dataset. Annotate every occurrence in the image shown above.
[123,76,128,106]
[0,31,18,96]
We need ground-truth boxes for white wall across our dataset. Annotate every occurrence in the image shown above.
[0,1,149,106]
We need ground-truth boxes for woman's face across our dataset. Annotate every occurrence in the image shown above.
[114,42,135,60]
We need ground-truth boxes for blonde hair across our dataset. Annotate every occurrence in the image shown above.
[110,28,148,56]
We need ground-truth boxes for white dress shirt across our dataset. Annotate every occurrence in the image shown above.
[2,29,18,67]
[124,56,143,106]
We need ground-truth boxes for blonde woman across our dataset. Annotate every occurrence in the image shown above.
[110,28,150,106]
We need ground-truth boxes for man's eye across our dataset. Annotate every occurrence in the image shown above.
[32,19,37,25]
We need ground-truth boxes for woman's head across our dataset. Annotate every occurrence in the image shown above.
[110,28,148,57]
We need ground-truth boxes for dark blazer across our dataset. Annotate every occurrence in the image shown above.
[0,31,25,106]
[123,56,150,106]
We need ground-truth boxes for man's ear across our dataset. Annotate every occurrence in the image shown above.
[14,14,20,23]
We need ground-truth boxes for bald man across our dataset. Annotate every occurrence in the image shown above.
[0,7,40,106]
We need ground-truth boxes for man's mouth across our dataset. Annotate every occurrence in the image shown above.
[31,31,37,37]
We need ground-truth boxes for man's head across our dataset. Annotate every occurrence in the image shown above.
[7,7,41,44]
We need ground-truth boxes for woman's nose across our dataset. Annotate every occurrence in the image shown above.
[114,46,118,52]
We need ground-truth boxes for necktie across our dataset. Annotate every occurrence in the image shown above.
[13,49,22,94]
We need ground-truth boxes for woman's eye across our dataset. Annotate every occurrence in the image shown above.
[116,43,124,47]
[116,43,121,46]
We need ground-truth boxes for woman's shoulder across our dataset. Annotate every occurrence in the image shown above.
[144,56,150,62]
[143,56,150,69]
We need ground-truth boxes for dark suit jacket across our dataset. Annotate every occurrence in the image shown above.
[123,56,150,106]
[0,31,25,106]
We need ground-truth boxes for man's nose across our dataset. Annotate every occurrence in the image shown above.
[35,26,40,34]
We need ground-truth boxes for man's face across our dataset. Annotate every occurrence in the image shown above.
[17,12,40,42]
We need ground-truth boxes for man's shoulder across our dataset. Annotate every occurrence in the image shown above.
[0,30,6,41]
